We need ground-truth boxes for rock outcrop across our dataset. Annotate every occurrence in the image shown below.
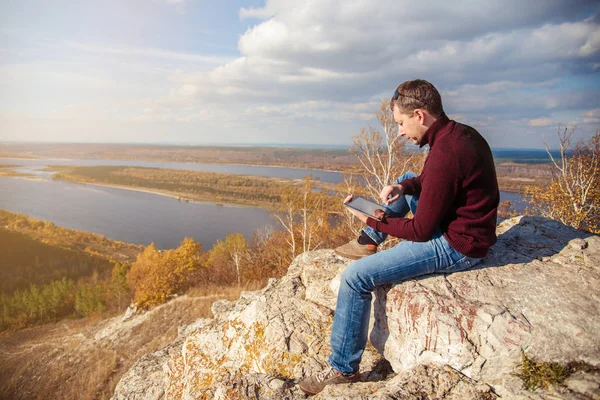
[112,216,600,399]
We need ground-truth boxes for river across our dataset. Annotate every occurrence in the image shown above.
[0,157,526,249]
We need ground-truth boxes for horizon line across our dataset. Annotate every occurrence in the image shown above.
[0,140,554,152]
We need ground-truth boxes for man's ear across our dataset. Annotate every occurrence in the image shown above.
[414,109,426,125]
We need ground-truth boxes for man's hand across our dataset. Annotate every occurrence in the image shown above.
[379,184,403,206]
[372,209,386,220]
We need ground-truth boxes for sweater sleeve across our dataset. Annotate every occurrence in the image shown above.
[398,175,422,195]
[366,149,459,242]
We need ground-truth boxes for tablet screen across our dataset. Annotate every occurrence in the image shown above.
[344,196,388,221]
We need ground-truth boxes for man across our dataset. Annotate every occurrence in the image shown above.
[299,79,499,395]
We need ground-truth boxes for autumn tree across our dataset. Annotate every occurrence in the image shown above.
[525,126,600,233]
[245,227,291,279]
[497,200,518,220]
[273,176,332,260]
[127,238,202,309]
[109,262,130,312]
[74,282,106,317]
[206,233,249,286]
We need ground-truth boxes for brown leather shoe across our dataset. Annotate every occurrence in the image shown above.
[334,239,377,260]
[299,367,360,395]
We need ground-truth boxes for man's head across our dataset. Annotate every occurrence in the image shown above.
[390,79,444,145]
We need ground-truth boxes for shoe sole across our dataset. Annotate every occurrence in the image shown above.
[334,249,374,260]
[299,384,319,395]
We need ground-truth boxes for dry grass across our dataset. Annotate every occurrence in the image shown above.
[0,282,267,400]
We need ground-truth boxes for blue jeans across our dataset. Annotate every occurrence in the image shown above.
[328,172,481,374]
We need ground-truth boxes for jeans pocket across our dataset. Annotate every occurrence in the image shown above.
[440,256,476,274]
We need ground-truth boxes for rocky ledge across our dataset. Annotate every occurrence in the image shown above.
[112,216,600,399]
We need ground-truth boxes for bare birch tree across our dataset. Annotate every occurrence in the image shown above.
[207,233,249,286]
[526,125,600,233]
[274,187,297,260]
[274,176,329,259]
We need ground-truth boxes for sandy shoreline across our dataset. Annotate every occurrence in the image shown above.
[82,182,183,200]
[0,172,39,179]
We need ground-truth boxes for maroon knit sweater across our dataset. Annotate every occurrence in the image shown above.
[366,114,499,258]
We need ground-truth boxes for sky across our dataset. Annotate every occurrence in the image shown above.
[1,0,599,149]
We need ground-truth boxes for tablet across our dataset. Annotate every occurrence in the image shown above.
[344,196,389,221]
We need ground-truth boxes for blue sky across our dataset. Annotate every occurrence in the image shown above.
[1,0,599,148]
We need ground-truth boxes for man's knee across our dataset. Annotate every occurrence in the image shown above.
[396,171,417,184]
[341,262,374,293]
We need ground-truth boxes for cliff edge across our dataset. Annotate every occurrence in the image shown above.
[112,216,600,399]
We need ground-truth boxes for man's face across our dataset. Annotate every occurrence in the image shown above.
[392,105,427,145]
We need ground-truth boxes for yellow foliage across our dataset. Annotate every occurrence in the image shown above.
[273,176,335,260]
[128,238,202,308]
[206,233,249,286]
[525,128,600,234]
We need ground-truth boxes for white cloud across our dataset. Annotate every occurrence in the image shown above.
[529,118,554,127]
[583,109,600,117]
[239,5,275,20]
